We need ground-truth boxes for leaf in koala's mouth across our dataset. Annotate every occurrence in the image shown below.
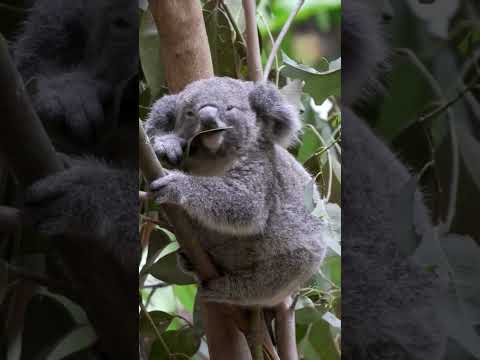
[184,127,233,160]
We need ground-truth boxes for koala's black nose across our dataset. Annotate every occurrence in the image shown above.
[198,105,218,129]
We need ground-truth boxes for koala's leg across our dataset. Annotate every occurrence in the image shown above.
[199,249,322,307]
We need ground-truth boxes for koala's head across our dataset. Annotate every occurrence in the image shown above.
[146,77,300,175]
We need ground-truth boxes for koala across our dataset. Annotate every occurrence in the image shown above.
[145,77,326,306]
[6,1,139,359]
[13,0,139,259]
[342,1,446,359]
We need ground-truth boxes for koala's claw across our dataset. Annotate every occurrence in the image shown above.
[32,74,105,145]
[150,172,185,204]
[153,136,186,166]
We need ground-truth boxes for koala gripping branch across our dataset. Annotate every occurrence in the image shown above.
[0,35,63,186]
[145,2,277,359]
[0,34,62,230]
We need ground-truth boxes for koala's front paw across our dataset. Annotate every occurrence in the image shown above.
[23,166,113,238]
[31,73,105,146]
[150,171,187,205]
[152,135,186,167]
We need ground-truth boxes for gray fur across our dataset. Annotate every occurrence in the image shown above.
[146,77,325,306]
[342,1,388,106]
[342,2,446,359]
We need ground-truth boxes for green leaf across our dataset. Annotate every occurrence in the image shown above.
[314,202,341,256]
[204,1,247,78]
[139,311,173,338]
[457,121,480,192]
[281,53,340,104]
[322,311,341,329]
[299,317,340,360]
[442,234,480,323]
[375,52,442,142]
[148,251,196,285]
[321,255,341,288]
[149,327,201,359]
[436,281,480,359]
[147,227,173,264]
[173,285,197,312]
[297,124,322,164]
[296,307,325,325]
[45,325,97,360]
[391,177,422,257]
[308,319,340,360]
[37,289,89,325]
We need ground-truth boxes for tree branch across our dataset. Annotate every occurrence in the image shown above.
[144,2,254,359]
[0,35,63,186]
[242,0,263,82]
[0,206,20,233]
[275,297,299,360]
[148,0,214,93]
[263,0,305,81]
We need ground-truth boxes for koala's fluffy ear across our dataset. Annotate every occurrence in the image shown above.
[249,82,301,148]
[144,94,178,137]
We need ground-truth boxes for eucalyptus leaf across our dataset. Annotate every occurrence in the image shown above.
[139,310,173,338]
[376,51,442,142]
[149,327,201,359]
[148,251,196,285]
[183,127,233,160]
[147,227,173,264]
[281,53,340,104]
[442,234,480,323]
[45,325,97,360]
[308,319,340,360]
[204,1,247,78]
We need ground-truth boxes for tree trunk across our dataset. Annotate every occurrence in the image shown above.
[146,1,253,359]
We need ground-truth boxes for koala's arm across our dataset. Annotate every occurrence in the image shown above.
[24,158,139,269]
[151,165,269,235]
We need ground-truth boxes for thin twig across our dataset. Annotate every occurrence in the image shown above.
[2,261,61,289]
[139,299,171,356]
[220,1,246,46]
[263,0,305,82]
[258,12,280,86]
[396,48,459,232]
[419,81,478,122]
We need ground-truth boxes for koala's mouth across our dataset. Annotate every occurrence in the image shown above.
[184,127,233,158]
